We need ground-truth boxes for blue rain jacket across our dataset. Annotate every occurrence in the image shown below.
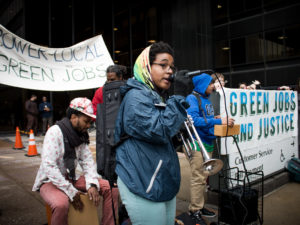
[114,78,187,202]
[186,74,222,145]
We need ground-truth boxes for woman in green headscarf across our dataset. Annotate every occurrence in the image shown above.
[114,41,188,225]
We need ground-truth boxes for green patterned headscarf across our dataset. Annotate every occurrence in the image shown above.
[133,45,155,90]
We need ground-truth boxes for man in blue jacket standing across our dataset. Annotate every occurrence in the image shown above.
[39,96,53,135]
[185,73,234,225]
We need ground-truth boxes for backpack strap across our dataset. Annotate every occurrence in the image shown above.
[192,91,207,123]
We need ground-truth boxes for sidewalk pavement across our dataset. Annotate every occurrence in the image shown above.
[0,131,299,225]
[176,153,300,225]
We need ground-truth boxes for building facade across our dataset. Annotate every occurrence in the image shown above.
[0,0,299,132]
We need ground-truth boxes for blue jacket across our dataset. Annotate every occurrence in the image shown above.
[186,74,221,145]
[39,101,53,118]
[114,78,187,202]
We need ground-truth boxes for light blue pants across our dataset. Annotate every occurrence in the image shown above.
[117,177,176,225]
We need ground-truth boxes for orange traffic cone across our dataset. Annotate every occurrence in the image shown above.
[25,129,39,157]
[13,126,25,150]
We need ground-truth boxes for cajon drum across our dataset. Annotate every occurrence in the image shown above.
[45,203,52,225]
[214,124,240,136]
[45,194,99,225]
[68,194,99,225]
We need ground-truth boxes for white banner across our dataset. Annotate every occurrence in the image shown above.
[219,88,298,176]
[0,25,114,91]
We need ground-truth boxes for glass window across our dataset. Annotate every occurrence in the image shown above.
[132,6,146,51]
[231,37,246,65]
[51,0,72,47]
[230,16,263,38]
[146,7,158,44]
[211,0,228,25]
[114,9,130,66]
[214,25,228,41]
[23,0,48,45]
[264,0,298,11]
[246,33,264,62]
[94,1,112,55]
[265,29,285,61]
[228,0,263,20]
[215,40,230,68]
[229,0,244,17]
[131,6,159,71]
[131,5,147,68]
[74,0,93,43]
[266,66,300,87]
[285,24,300,58]
[245,0,262,10]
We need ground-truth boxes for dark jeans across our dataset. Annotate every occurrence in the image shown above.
[26,114,38,134]
[42,117,53,134]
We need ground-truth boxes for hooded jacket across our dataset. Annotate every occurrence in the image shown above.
[114,78,187,202]
[186,73,222,145]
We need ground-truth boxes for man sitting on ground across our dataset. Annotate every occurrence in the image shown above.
[32,97,118,225]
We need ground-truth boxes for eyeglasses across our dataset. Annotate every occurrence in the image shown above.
[152,63,177,73]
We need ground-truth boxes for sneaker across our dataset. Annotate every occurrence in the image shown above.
[189,210,207,225]
[200,207,216,218]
